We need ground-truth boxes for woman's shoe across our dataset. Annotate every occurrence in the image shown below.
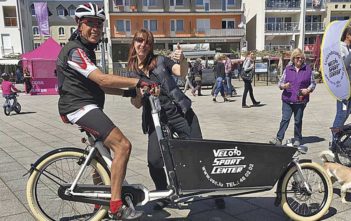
[253,101,261,106]
[242,105,250,108]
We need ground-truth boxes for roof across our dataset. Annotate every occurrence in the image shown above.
[0,59,20,65]
[21,37,61,60]
[183,51,216,58]
[30,0,103,26]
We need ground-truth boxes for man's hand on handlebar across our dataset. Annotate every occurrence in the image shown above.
[136,79,160,96]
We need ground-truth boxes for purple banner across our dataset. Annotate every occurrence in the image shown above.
[34,2,50,36]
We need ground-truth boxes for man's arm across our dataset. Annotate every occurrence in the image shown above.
[67,48,146,89]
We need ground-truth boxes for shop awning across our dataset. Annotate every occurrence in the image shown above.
[0,59,20,65]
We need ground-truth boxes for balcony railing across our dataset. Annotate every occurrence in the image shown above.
[266,0,300,9]
[264,44,292,51]
[203,29,245,37]
[265,22,300,33]
[1,46,14,56]
[305,22,324,32]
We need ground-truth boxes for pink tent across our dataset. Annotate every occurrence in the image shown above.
[21,37,61,95]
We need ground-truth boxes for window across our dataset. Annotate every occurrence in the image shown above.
[222,19,235,29]
[34,43,41,49]
[171,20,183,32]
[31,4,35,16]
[33,27,39,35]
[144,20,157,31]
[57,5,66,16]
[115,0,123,5]
[60,42,66,47]
[115,0,130,6]
[196,19,210,32]
[227,0,235,5]
[116,20,131,32]
[1,34,11,50]
[68,5,76,16]
[143,0,156,6]
[176,0,184,6]
[70,27,76,35]
[59,27,65,35]
[3,6,17,27]
[196,0,203,5]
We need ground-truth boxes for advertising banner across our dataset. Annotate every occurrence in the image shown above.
[34,2,50,36]
[321,19,351,101]
[31,78,58,95]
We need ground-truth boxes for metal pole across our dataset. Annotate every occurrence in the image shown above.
[101,25,106,74]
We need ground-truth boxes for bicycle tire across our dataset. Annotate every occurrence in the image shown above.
[281,162,332,221]
[14,102,21,114]
[26,149,111,221]
[4,106,11,116]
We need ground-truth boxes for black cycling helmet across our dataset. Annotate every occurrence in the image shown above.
[1,73,10,80]
[75,3,105,23]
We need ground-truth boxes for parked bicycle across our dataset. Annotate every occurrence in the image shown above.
[3,92,21,116]
[330,125,351,167]
[25,95,333,221]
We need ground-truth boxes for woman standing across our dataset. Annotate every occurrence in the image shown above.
[23,68,32,94]
[126,29,206,209]
[242,51,260,108]
[269,48,316,147]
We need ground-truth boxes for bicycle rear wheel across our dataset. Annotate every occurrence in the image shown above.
[334,134,351,167]
[280,162,332,221]
[26,149,111,221]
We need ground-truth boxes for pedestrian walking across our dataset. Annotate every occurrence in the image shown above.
[191,58,203,96]
[241,51,260,108]
[183,61,195,93]
[212,53,228,102]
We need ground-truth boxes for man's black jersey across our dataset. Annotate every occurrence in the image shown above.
[56,36,104,115]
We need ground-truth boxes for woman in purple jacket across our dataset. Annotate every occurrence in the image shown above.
[270,48,316,147]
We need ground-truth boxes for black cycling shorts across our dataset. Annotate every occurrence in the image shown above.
[75,108,116,142]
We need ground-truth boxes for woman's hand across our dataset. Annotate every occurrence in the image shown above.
[300,88,311,96]
[171,43,185,62]
[281,82,291,89]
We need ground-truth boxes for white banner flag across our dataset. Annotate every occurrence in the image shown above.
[321,19,351,101]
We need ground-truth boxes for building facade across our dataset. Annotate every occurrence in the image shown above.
[18,0,103,63]
[0,0,22,65]
[326,0,351,22]
[245,0,327,53]
[106,0,245,68]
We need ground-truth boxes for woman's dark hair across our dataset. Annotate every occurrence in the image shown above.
[127,29,157,72]
[341,26,351,41]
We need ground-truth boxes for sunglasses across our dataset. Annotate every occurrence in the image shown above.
[81,19,103,29]
[134,37,151,45]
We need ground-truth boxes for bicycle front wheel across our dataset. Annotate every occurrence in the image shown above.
[280,162,333,221]
[26,149,111,221]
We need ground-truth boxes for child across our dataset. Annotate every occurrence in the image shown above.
[1,73,20,97]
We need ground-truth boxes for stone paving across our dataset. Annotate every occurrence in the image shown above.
[0,80,351,221]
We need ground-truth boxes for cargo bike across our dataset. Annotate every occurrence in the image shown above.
[26,95,333,221]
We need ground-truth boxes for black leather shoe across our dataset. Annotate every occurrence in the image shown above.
[253,101,261,106]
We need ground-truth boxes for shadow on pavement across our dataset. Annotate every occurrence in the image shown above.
[302,136,325,145]
[321,207,337,220]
